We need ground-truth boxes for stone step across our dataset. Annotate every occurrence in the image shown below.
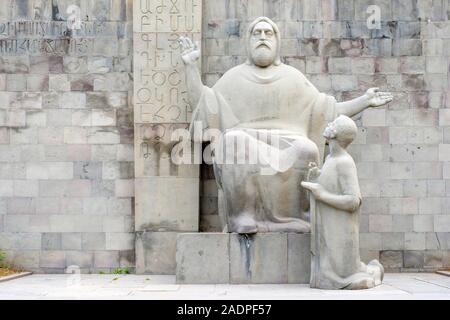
[176,233,311,284]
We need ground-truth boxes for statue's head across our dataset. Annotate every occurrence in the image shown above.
[323,115,358,147]
[246,17,281,68]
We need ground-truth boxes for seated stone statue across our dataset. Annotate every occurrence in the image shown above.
[302,116,384,290]
[180,16,393,234]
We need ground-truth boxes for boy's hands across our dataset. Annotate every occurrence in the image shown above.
[306,162,321,182]
[301,181,325,199]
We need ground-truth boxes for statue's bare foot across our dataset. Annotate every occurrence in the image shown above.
[367,259,384,285]
[345,276,375,290]
[229,213,257,234]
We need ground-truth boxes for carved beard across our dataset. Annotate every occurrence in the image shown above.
[251,43,276,67]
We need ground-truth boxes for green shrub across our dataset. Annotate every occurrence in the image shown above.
[112,267,130,275]
[0,251,5,266]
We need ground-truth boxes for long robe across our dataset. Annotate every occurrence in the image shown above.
[191,63,337,162]
[310,155,379,289]
[190,63,338,231]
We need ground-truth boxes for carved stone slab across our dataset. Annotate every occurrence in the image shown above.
[176,233,311,284]
[176,233,230,284]
[135,177,199,232]
[134,123,198,177]
[133,0,201,34]
[135,231,178,274]
[133,0,202,124]
[133,0,201,240]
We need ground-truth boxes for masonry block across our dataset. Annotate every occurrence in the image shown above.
[404,251,424,269]
[135,177,199,232]
[287,233,311,284]
[66,251,94,269]
[230,233,287,283]
[176,233,311,284]
[94,251,120,269]
[380,250,403,269]
[135,231,178,274]
[176,233,229,284]
[40,251,66,269]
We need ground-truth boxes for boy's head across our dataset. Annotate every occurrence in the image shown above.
[323,115,358,148]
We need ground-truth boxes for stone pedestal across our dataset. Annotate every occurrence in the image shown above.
[176,233,311,284]
[135,231,178,274]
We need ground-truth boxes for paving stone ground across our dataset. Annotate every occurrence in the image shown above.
[0,273,449,300]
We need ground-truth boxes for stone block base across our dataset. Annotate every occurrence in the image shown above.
[135,231,178,274]
[176,233,311,284]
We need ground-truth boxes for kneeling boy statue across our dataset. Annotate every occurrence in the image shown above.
[302,115,384,290]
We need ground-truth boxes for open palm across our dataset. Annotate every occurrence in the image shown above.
[366,88,393,107]
[179,36,200,65]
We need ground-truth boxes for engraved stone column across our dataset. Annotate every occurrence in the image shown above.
[133,0,201,274]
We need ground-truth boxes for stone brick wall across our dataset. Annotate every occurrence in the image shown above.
[200,0,450,271]
[1,0,449,274]
[0,0,135,273]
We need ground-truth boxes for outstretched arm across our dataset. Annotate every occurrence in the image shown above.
[336,88,393,118]
[179,37,204,108]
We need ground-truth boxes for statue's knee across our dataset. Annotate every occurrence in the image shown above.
[223,129,246,141]
[222,130,247,150]
[293,137,319,163]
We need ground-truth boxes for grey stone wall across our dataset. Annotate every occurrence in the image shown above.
[0,0,135,273]
[1,0,449,274]
[199,0,450,271]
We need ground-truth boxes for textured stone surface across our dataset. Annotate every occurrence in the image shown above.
[133,0,202,274]
[229,233,289,284]
[0,0,134,273]
[135,232,177,275]
[176,233,229,284]
[404,251,424,269]
[176,232,310,284]
[380,250,404,270]
[287,233,311,284]
[2,273,450,299]
[135,177,199,232]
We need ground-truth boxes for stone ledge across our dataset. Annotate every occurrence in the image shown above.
[436,270,450,277]
[176,233,311,284]
[0,272,33,283]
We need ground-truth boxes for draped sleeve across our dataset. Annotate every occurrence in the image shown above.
[189,85,240,141]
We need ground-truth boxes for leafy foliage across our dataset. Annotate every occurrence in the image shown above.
[112,267,130,275]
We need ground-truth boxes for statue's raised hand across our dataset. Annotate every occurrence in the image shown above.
[179,36,200,65]
[365,88,393,108]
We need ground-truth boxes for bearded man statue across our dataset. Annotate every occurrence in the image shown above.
[179,17,393,234]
